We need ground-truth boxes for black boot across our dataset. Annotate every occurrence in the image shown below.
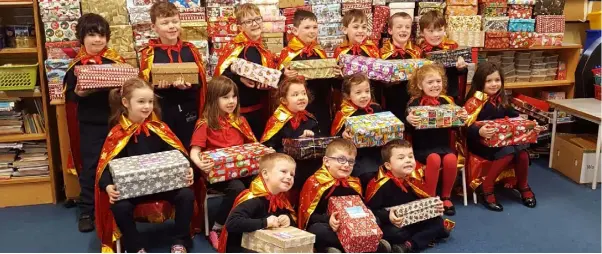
[78,214,94,232]
[377,239,392,253]
[480,190,503,212]
[440,197,456,216]
[517,186,537,208]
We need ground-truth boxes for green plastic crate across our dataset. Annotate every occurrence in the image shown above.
[0,63,38,91]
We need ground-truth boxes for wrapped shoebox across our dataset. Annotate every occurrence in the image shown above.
[201,143,275,184]
[446,6,478,16]
[109,25,135,53]
[48,82,64,104]
[318,23,343,37]
[127,5,151,25]
[425,48,473,68]
[122,51,138,68]
[328,195,383,253]
[263,18,286,33]
[533,0,565,15]
[242,227,316,253]
[447,15,482,31]
[342,3,371,14]
[319,36,344,57]
[372,6,389,36]
[390,197,443,227]
[207,6,235,22]
[342,0,371,3]
[133,23,157,50]
[447,0,477,5]
[340,54,401,83]
[289,59,339,80]
[475,118,538,147]
[75,64,139,90]
[508,18,535,32]
[448,31,485,47]
[44,21,77,42]
[418,2,446,15]
[508,5,533,19]
[507,0,535,4]
[408,104,466,129]
[309,0,342,4]
[282,136,338,160]
[39,0,81,22]
[535,15,565,33]
[230,58,282,88]
[81,0,129,25]
[392,59,433,80]
[108,150,190,200]
[478,0,507,7]
[257,4,281,19]
[208,19,238,37]
[170,0,202,12]
[345,111,404,148]
[44,59,71,83]
[478,5,508,16]
[283,5,312,18]
[206,0,236,5]
[484,31,509,48]
[152,63,199,85]
[133,0,156,5]
[180,22,208,41]
[509,32,534,48]
[188,40,209,66]
[45,41,80,59]
[533,33,563,46]
[314,4,342,24]
[180,11,206,22]
[279,0,305,8]
[482,16,509,31]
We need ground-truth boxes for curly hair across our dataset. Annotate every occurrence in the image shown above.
[408,64,448,98]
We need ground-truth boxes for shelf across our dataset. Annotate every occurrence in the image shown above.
[0,48,37,54]
[0,0,33,6]
[479,45,583,52]
[0,133,46,143]
[505,80,574,89]
[0,175,49,185]
[0,90,41,99]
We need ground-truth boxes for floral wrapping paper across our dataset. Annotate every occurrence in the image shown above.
[45,41,80,59]
[340,54,399,82]
[533,0,565,15]
[390,197,443,227]
[372,6,389,37]
[426,48,473,68]
[418,2,446,15]
[446,6,478,16]
[408,105,466,129]
[509,32,534,48]
[44,21,77,42]
[508,18,535,32]
[509,5,533,18]
[49,82,64,104]
[475,118,538,147]
[314,4,342,24]
[448,31,485,47]
[289,59,339,80]
[282,136,338,159]
[447,0,477,5]
[127,5,151,25]
[482,16,509,31]
[109,25,135,53]
[318,23,343,37]
[44,59,71,83]
[75,64,139,90]
[507,0,535,4]
[263,19,286,33]
[309,0,342,4]
[201,143,275,184]
[108,150,190,200]
[133,23,157,50]
[206,6,234,22]
[447,16,482,31]
[181,22,208,41]
[208,19,238,37]
[486,32,509,49]
[478,0,507,7]
[535,15,565,33]
[478,5,508,16]
[241,227,316,253]
[533,32,563,46]
[230,58,282,88]
[345,111,405,148]
[39,0,81,22]
[169,0,202,12]
[81,0,129,25]
[328,195,383,253]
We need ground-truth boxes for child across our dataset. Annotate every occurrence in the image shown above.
[63,13,125,232]
[405,64,468,215]
[331,73,383,188]
[189,76,257,249]
[95,78,196,253]
[217,153,297,253]
[215,3,275,138]
[365,139,452,253]
[139,1,207,149]
[298,138,390,253]
[380,12,422,121]
[418,10,467,104]
[464,62,538,212]
[279,10,332,135]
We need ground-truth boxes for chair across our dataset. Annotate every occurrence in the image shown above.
[460,166,468,206]
[115,201,176,253]
[204,192,225,236]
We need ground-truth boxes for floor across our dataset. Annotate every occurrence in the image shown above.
[0,159,600,253]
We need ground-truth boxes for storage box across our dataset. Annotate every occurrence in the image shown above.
[509,32,534,48]
[425,48,473,68]
[108,150,190,200]
[151,63,199,85]
[533,0,565,15]
[75,64,139,90]
[81,0,129,25]
[448,31,485,47]
[535,15,565,33]
[230,58,282,88]
[242,227,315,253]
[408,104,466,129]
[508,18,535,32]
[475,118,539,147]
[447,15,482,31]
[509,5,533,19]
[282,136,338,160]
[44,21,77,42]
[328,195,383,253]
[552,134,601,184]
[289,59,339,80]
[389,197,443,227]
[201,143,275,184]
[446,5,478,16]
[345,111,404,148]
[482,16,509,31]
[485,31,509,48]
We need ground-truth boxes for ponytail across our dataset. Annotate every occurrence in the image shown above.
[108,78,161,126]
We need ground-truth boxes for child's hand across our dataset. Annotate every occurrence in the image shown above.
[173,78,192,90]
[283,67,298,78]
[106,185,120,204]
[434,199,445,214]
[266,215,279,228]
[277,215,290,228]
[456,56,467,70]
[329,212,340,232]
[156,80,171,89]
[458,108,469,121]
[535,125,547,133]
[256,83,272,90]
[333,67,342,77]
[342,129,352,140]
[240,77,256,88]
[300,130,315,138]
[406,111,421,127]
[479,125,496,139]
[198,155,215,174]
[74,86,96,97]
[185,167,194,186]
[389,209,403,228]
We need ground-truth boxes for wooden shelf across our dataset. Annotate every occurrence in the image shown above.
[505,80,574,89]
[0,175,50,185]
[0,133,46,143]
[0,48,37,54]
[0,0,33,6]
[0,90,41,99]
[479,44,583,52]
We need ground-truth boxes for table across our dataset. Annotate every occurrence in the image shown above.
[548,98,602,189]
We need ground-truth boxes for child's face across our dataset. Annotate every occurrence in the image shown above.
[262,160,295,194]
[239,13,263,40]
[343,19,368,44]
[152,15,181,43]
[388,17,412,46]
[419,72,443,97]
[218,90,238,115]
[83,32,107,55]
[282,83,308,113]
[422,25,445,46]
[293,19,318,44]
[385,147,416,177]
[123,87,154,123]
[348,81,371,108]
[323,149,356,179]
[483,71,502,96]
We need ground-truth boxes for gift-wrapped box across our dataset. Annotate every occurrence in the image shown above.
[342,3,371,14]
[75,64,139,90]
[373,6,389,34]
[533,32,563,46]
[319,36,344,56]
[48,82,65,104]
[408,104,466,129]
[207,6,235,22]
[390,8,415,20]
[127,5,151,25]
[152,62,199,85]
[391,59,433,80]
[44,21,77,42]
[309,0,342,4]
[342,0,371,3]
[230,58,282,88]
[425,48,473,68]
[318,23,343,37]
[181,22,208,41]
[282,136,338,160]
[478,5,508,16]
[257,4,281,20]
[201,143,275,184]
[263,18,286,33]
[279,0,305,8]
[314,4,342,23]
[122,51,139,68]
[133,23,157,50]
[508,5,533,18]
[109,25,135,53]
[447,16,482,31]
[44,59,71,83]
[448,31,485,47]
[509,32,534,48]
[478,0,507,7]
[507,0,535,4]
[482,16,509,31]
[475,118,538,147]
[289,59,338,80]
[170,0,202,12]
[180,11,206,22]
[508,18,535,32]
[133,0,158,5]
[108,150,190,200]
[390,197,443,227]
[262,32,284,44]
[45,41,80,59]
[535,15,565,33]
[208,19,238,37]
[40,0,81,22]
[206,0,236,5]
[446,5,478,16]
[340,54,400,82]
[418,2,446,15]
[484,31,509,48]
[242,227,316,253]
[447,0,477,5]
[533,0,565,15]
[188,40,209,66]
[328,195,383,253]
[81,0,129,25]
[345,111,404,148]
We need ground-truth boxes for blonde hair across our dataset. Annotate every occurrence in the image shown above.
[235,3,261,23]
[260,153,296,173]
[408,64,448,98]
[202,76,240,129]
[108,78,161,126]
[325,138,357,157]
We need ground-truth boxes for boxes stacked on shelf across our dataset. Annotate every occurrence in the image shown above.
[534,15,565,46]
[283,5,312,42]
[207,0,238,76]
[389,2,415,20]
[242,0,285,56]
[371,5,389,42]
[478,0,507,17]
[512,51,559,82]
[446,0,478,17]
[128,1,157,56]
[177,0,208,68]
[418,1,446,16]
[81,0,129,26]
[312,0,343,58]
[446,0,483,47]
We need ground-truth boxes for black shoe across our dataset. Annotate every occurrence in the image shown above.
[325,247,342,253]
[481,191,503,212]
[440,197,456,216]
[517,187,537,208]
[392,244,411,253]
[377,239,392,253]
[78,214,94,232]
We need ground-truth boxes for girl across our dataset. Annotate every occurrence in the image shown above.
[189,76,257,249]
[464,62,538,212]
[405,64,467,216]
[95,78,196,253]
[332,73,383,188]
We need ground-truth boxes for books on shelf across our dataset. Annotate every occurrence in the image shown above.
[0,141,48,179]
[0,98,46,136]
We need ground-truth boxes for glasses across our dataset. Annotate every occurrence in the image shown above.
[240,17,263,26]
[326,156,356,165]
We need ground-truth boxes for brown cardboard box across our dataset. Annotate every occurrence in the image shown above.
[552,133,601,184]
[241,226,315,253]
[564,0,588,21]
[152,63,199,85]
[279,0,304,8]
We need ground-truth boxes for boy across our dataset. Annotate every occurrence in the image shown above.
[215,3,275,138]
[139,1,207,148]
[365,139,454,253]
[279,10,332,135]
[380,12,422,121]
[298,138,391,253]
[217,153,297,253]
[64,13,125,232]
[418,10,467,104]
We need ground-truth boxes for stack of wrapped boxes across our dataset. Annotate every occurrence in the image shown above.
[251,0,286,56]
[342,0,373,41]
[481,0,508,49]
[447,0,483,47]
[207,0,238,77]
[178,2,208,73]
[371,5,389,43]
[283,4,311,42]
[312,0,343,57]
[534,8,565,46]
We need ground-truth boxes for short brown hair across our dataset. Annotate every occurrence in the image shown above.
[260,153,296,172]
[235,3,261,23]
[342,9,368,27]
[388,12,413,28]
[108,78,161,126]
[274,76,312,105]
[293,10,317,27]
[381,139,412,162]
[342,72,370,97]
[419,10,446,32]
[325,138,357,157]
[150,1,179,24]
[408,64,448,98]
[202,76,240,129]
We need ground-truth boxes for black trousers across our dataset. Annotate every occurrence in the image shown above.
[111,188,195,253]
[242,109,266,141]
[306,82,332,136]
[162,102,198,148]
[381,217,449,250]
[78,122,109,217]
[307,222,343,251]
[210,176,254,225]
[383,81,411,121]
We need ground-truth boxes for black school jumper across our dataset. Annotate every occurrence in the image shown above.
[406,97,455,164]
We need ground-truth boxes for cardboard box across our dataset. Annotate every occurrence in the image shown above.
[279,0,304,8]
[552,133,601,184]
[152,62,200,85]
[241,226,316,253]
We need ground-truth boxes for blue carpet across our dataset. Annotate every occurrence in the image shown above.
[0,159,600,253]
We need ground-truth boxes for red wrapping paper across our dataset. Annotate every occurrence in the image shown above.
[533,33,564,46]
[342,3,371,14]
[509,32,534,48]
[45,41,80,59]
[328,195,383,253]
[509,5,533,19]
[372,6,389,38]
[485,31,509,48]
[75,64,139,90]
[48,82,64,102]
[535,15,565,33]
[201,143,275,184]
[180,11,206,22]
[208,19,238,37]
[478,0,507,7]
[476,118,538,147]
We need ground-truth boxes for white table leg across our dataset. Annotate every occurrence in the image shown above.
[592,123,602,190]
[549,109,558,168]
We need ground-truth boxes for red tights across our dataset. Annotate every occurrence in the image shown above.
[482,151,532,203]
[424,153,458,206]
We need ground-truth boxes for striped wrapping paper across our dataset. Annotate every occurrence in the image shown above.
[75,64,139,90]
[535,15,565,33]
